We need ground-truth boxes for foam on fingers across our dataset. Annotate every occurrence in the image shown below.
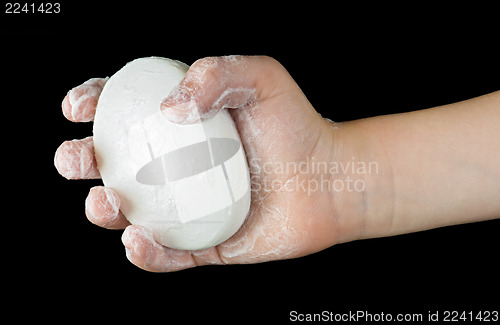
[85,186,130,229]
[62,77,108,122]
[121,225,197,272]
[54,136,101,179]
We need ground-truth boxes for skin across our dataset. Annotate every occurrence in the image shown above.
[54,56,500,272]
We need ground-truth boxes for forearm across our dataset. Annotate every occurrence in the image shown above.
[352,91,500,239]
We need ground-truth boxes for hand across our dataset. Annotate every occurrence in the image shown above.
[55,56,367,272]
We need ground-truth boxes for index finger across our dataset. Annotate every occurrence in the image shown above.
[62,77,108,122]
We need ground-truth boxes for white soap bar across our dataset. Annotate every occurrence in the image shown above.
[93,57,251,250]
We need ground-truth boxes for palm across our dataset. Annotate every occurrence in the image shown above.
[217,91,336,263]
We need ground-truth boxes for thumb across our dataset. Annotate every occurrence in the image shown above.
[160,55,292,124]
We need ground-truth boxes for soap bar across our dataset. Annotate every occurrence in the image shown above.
[93,57,251,250]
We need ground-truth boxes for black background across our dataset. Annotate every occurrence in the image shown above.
[3,2,499,323]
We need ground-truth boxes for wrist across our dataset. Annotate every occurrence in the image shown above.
[321,117,396,244]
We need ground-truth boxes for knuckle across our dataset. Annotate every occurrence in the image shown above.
[187,57,221,85]
[259,55,288,75]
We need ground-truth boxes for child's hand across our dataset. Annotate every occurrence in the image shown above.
[54,56,366,272]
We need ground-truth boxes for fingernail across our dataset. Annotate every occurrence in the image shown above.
[160,86,191,110]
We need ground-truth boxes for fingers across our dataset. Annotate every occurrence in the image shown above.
[62,77,108,122]
[57,78,107,177]
[54,136,100,180]
[85,186,130,229]
[122,226,196,272]
[121,225,226,272]
[160,55,293,124]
